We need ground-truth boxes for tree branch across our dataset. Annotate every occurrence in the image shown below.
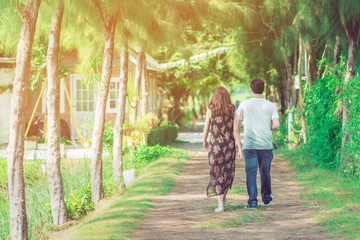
[9,0,25,13]
[92,0,107,29]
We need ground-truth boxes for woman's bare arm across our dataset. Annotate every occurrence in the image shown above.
[203,109,211,149]
[233,112,243,162]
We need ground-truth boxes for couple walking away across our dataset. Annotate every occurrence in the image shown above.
[203,79,280,212]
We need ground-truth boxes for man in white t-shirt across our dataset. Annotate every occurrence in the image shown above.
[236,79,279,209]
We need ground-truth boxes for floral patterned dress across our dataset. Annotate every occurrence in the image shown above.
[206,111,236,197]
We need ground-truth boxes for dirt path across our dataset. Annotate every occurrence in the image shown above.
[129,133,327,240]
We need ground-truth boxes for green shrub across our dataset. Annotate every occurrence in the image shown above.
[65,182,95,220]
[123,145,171,170]
[147,125,178,146]
[0,155,117,239]
[165,125,178,143]
[292,56,360,177]
[272,113,287,148]
[305,68,342,168]
[84,118,114,151]
[341,72,360,178]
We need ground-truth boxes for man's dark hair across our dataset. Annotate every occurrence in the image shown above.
[250,79,265,94]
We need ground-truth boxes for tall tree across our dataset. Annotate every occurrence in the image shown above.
[6,0,41,239]
[112,41,128,188]
[297,38,308,143]
[90,1,118,202]
[46,0,68,225]
[141,50,149,117]
[293,0,339,89]
[339,0,360,168]
[129,44,145,124]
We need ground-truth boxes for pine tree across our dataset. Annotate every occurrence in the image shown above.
[46,0,68,225]
[5,0,41,239]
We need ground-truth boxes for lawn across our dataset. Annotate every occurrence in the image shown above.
[276,149,360,239]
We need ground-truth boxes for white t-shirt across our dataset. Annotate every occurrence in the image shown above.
[236,98,279,149]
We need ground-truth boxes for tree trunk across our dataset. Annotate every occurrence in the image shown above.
[340,19,360,168]
[263,69,271,101]
[90,14,117,202]
[183,94,188,117]
[279,62,289,111]
[306,42,317,90]
[6,1,41,239]
[141,50,149,117]
[158,91,163,118]
[316,44,327,79]
[298,38,308,144]
[334,32,342,77]
[130,45,145,124]
[113,43,128,189]
[203,94,208,112]
[191,95,197,119]
[46,1,68,225]
[198,96,204,119]
[285,57,293,109]
[173,94,181,126]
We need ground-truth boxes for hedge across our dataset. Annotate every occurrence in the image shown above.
[147,125,178,146]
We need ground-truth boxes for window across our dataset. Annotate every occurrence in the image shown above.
[76,79,95,112]
[106,78,120,113]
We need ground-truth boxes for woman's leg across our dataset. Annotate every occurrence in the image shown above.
[215,194,224,212]
[223,189,229,204]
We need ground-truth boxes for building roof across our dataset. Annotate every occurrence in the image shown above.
[0,58,16,64]
[129,54,164,72]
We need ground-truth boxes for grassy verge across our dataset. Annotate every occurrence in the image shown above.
[0,145,172,239]
[0,155,117,240]
[49,149,188,240]
[276,149,360,239]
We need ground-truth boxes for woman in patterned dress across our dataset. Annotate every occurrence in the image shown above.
[203,87,242,212]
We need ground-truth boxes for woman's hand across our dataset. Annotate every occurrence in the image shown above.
[204,141,210,150]
[237,146,243,163]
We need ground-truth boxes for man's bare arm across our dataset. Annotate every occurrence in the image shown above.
[271,118,280,131]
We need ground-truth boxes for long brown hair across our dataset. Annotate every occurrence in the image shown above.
[209,86,235,117]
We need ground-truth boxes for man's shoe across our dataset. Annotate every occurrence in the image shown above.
[246,205,257,210]
[263,194,274,207]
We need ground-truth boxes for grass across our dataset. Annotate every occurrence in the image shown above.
[0,158,52,240]
[211,214,266,228]
[0,145,174,239]
[204,203,266,228]
[205,184,266,229]
[276,149,360,239]
[49,149,188,240]
[172,139,190,144]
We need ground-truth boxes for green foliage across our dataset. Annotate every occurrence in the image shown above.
[147,125,178,146]
[123,145,171,170]
[0,159,51,240]
[84,118,114,151]
[29,44,47,92]
[304,68,342,168]
[102,121,114,151]
[52,149,188,239]
[0,159,9,239]
[124,112,159,146]
[275,56,360,177]
[276,149,360,239]
[0,154,119,239]
[272,113,287,149]
[303,56,360,175]
[341,72,360,178]
[65,182,95,220]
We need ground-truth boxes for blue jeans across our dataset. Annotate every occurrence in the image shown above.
[243,149,273,207]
